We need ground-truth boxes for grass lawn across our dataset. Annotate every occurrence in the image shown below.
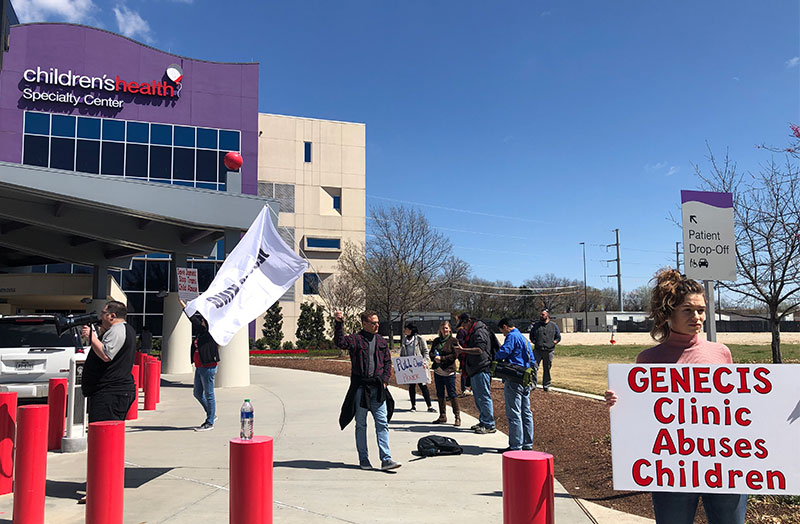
[551,344,800,395]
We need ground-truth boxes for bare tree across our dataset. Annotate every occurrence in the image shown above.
[624,284,653,312]
[696,148,800,363]
[338,206,461,349]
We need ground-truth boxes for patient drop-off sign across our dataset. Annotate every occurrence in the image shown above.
[608,364,800,494]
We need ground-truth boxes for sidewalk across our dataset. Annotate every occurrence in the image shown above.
[0,366,652,523]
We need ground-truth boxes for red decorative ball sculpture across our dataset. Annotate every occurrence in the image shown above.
[224,151,243,171]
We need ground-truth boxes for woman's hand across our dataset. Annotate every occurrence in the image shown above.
[604,390,618,407]
[434,356,441,363]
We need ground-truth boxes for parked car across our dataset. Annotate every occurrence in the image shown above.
[0,315,87,399]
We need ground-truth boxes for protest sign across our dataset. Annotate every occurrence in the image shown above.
[608,364,800,495]
[176,267,199,302]
[393,355,431,385]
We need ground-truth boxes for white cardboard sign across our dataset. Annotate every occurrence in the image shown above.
[392,355,431,385]
[176,267,199,302]
[608,364,800,495]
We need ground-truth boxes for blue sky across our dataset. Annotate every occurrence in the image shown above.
[12,0,800,292]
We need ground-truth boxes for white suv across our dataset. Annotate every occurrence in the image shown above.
[0,315,86,399]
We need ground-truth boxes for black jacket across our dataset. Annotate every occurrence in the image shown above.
[189,313,220,366]
[465,321,492,377]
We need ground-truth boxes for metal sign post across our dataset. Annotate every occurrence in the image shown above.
[61,356,87,452]
[703,280,717,342]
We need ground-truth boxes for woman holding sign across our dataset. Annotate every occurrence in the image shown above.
[401,323,435,413]
[605,269,748,524]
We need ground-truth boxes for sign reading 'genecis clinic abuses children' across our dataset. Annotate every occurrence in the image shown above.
[608,364,800,495]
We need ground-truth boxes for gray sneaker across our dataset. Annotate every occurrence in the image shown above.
[380,460,402,471]
[195,422,214,432]
[470,423,482,430]
[359,461,372,470]
[474,425,496,434]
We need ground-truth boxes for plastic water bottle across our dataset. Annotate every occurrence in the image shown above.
[240,399,254,440]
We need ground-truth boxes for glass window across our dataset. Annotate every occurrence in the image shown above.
[24,112,50,135]
[303,273,320,295]
[125,144,148,178]
[150,124,172,145]
[102,119,125,141]
[49,137,75,170]
[77,117,101,139]
[22,135,48,167]
[196,149,217,182]
[145,293,164,314]
[219,130,240,151]
[145,260,169,291]
[122,260,145,291]
[127,292,144,314]
[46,263,71,273]
[218,151,236,180]
[197,128,217,149]
[173,147,194,181]
[332,195,341,212]
[101,141,124,176]
[149,145,171,180]
[51,115,76,138]
[127,121,149,144]
[304,141,312,162]
[143,315,162,336]
[196,182,216,190]
[305,237,341,250]
[194,262,216,291]
[126,314,143,333]
[76,140,100,174]
[73,264,92,274]
[174,126,195,147]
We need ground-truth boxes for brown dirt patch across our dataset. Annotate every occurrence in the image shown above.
[253,357,799,524]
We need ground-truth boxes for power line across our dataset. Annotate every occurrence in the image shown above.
[368,195,550,225]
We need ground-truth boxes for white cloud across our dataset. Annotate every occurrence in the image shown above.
[786,56,800,68]
[644,162,678,176]
[540,10,552,16]
[666,166,679,177]
[12,0,98,24]
[113,4,154,44]
[644,161,667,172]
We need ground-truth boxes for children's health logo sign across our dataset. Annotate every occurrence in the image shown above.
[393,356,431,385]
[608,364,800,494]
[176,267,199,302]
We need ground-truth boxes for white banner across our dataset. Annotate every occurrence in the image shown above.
[176,267,199,302]
[608,364,800,495]
[392,355,431,385]
[185,206,309,345]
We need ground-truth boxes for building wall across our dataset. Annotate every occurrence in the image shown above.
[257,113,366,343]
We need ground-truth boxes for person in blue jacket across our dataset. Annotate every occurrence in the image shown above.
[496,318,536,452]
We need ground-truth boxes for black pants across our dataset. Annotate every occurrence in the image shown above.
[408,383,431,407]
[88,390,135,423]
[534,349,554,388]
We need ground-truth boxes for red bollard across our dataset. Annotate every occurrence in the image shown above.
[143,359,158,411]
[86,421,125,524]
[230,437,273,524]
[13,405,48,524]
[502,451,554,524]
[155,359,161,404]
[0,392,17,495]
[137,354,146,390]
[47,378,68,451]
[127,365,139,420]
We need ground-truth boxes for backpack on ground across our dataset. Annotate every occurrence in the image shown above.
[417,435,463,457]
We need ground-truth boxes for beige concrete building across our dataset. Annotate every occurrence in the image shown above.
[256,113,366,342]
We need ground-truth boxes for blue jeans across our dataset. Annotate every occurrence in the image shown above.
[354,387,392,464]
[651,492,747,524]
[193,365,217,425]
[470,371,494,428]
[503,381,533,450]
[434,373,457,400]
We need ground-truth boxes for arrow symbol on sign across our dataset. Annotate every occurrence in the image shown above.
[689,215,697,224]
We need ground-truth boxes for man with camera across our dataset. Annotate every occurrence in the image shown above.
[495,318,536,452]
[80,300,137,423]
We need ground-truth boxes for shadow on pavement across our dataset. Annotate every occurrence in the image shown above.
[160,380,193,389]
[125,425,195,432]
[124,467,174,488]
[45,479,84,501]
[273,459,361,471]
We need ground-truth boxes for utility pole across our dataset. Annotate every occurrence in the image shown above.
[580,242,589,332]
[606,229,623,312]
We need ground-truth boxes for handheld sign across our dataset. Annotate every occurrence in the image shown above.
[681,191,736,281]
[176,267,199,302]
[608,364,800,495]
[392,356,431,385]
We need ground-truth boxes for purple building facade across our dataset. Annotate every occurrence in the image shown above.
[0,23,258,195]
